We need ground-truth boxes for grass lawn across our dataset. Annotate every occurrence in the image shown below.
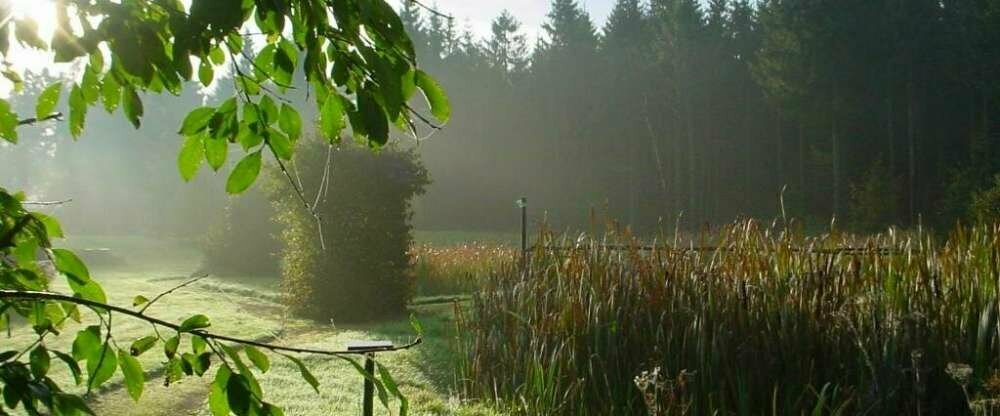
[6,236,498,416]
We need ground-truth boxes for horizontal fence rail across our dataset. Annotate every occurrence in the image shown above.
[528,245,910,255]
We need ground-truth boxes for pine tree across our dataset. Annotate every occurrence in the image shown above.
[485,10,528,77]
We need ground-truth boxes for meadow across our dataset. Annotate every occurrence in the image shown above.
[14,223,1000,416]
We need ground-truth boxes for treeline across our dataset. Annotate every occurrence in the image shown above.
[405,0,1000,232]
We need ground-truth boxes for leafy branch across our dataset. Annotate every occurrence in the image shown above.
[0,290,422,356]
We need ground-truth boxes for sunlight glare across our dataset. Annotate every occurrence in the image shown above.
[9,0,57,46]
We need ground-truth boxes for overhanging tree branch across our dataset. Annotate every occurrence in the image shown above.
[22,199,73,206]
[0,290,422,355]
[17,113,63,126]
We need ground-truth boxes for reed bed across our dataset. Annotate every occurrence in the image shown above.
[456,220,1000,415]
[411,243,516,296]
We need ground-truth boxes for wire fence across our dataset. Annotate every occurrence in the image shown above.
[527,244,909,256]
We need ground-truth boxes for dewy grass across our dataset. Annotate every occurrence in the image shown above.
[457,220,1000,415]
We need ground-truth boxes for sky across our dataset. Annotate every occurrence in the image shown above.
[395,1,619,44]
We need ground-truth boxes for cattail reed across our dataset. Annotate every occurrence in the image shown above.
[456,220,1000,415]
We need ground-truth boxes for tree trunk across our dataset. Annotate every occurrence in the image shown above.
[798,120,806,201]
[887,96,896,177]
[777,110,784,190]
[832,85,841,218]
[907,70,916,224]
[685,96,696,218]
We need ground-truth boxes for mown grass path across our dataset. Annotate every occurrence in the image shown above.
[8,236,496,416]
[85,278,494,416]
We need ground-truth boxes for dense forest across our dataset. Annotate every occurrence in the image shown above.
[408,0,1000,232]
[2,0,998,236]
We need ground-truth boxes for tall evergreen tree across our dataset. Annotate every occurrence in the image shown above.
[485,10,529,78]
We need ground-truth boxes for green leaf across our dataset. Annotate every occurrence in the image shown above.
[259,96,278,124]
[69,85,87,138]
[179,314,211,332]
[81,68,100,104]
[320,94,345,142]
[0,99,19,143]
[72,326,101,361]
[101,73,121,113]
[118,349,144,401]
[209,366,232,416]
[164,335,180,359]
[205,137,228,171]
[238,124,263,150]
[129,336,157,356]
[339,356,390,409]
[260,402,286,416]
[86,344,118,389]
[409,314,423,336]
[401,69,417,100]
[278,104,302,141]
[226,151,262,194]
[267,129,293,160]
[54,393,95,415]
[358,91,389,145]
[70,278,107,304]
[199,60,215,87]
[226,373,254,415]
[190,334,207,355]
[178,135,205,182]
[52,248,90,281]
[61,301,81,323]
[132,295,149,307]
[210,46,226,65]
[378,362,408,416]
[122,87,144,128]
[32,212,63,238]
[180,107,216,135]
[182,352,211,376]
[245,346,269,373]
[35,82,62,119]
[415,70,450,123]
[274,39,297,86]
[29,345,50,378]
[283,354,319,393]
[53,350,82,385]
[220,344,261,396]
[2,68,23,93]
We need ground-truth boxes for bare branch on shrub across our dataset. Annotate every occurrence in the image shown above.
[138,274,209,314]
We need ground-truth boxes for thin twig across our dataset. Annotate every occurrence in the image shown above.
[22,199,73,206]
[0,290,422,355]
[138,274,209,315]
[408,0,453,20]
[18,113,63,126]
[404,105,443,130]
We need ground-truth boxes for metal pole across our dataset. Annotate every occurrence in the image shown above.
[362,353,374,416]
[521,199,527,254]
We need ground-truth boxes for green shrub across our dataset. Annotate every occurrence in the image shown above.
[273,138,429,322]
[970,174,1000,224]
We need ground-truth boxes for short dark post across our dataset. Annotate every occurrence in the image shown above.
[362,354,375,416]
[347,340,393,416]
